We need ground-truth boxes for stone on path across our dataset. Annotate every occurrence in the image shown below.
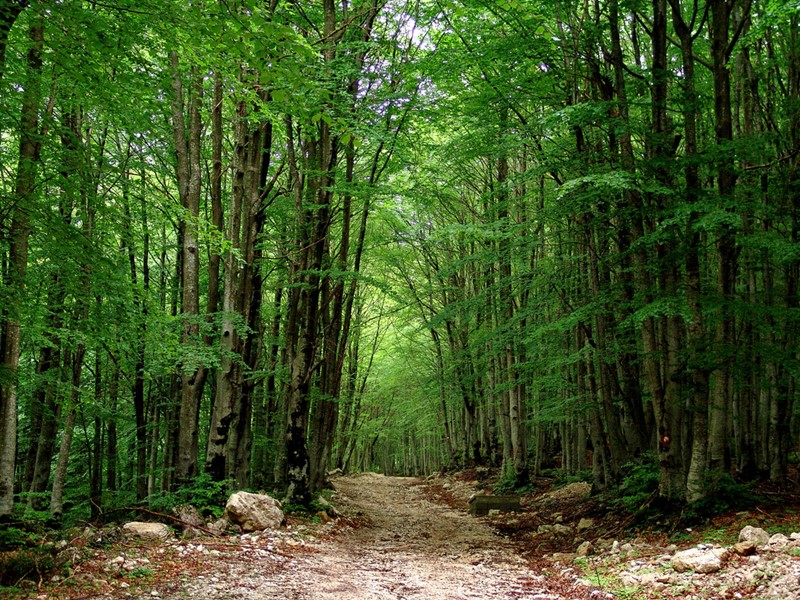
[732,540,757,556]
[225,491,284,532]
[738,525,770,547]
[122,522,172,539]
[576,541,594,557]
[671,547,727,573]
[768,533,790,549]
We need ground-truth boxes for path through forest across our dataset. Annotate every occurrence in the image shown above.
[154,473,597,599]
[29,472,800,599]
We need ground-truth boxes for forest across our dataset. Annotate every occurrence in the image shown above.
[0,0,799,527]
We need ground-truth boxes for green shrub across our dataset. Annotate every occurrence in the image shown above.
[0,547,57,587]
[282,503,310,514]
[493,464,534,495]
[149,473,231,519]
[685,473,761,519]
[125,566,154,579]
[177,473,231,518]
[554,469,593,488]
[0,528,29,551]
[615,453,660,515]
[492,470,517,495]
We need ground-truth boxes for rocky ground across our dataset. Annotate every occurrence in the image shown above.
[4,472,800,599]
[426,471,800,599]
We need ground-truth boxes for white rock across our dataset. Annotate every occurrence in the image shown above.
[225,491,284,532]
[122,522,171,539]
[671,547,723,573]
[738,525,769,547]
[769,533,790,548]
[713,546,729,559]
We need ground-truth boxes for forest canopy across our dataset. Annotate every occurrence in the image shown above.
[0,0,799,523]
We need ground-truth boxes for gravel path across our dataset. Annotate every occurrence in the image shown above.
[21,473,800,599]
[161,473,595,599]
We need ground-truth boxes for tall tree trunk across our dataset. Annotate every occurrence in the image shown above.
[106,366,119,495]
[708,0,745,474]
[90,352,103,519]
[122,173,149,500]
[227,117,271,487]
[0,16,43,517]
[669,0,712,503]
[206,90,272,485]
[206,99,246,482]
[170,54,206,485]
[283,111,332,504]
[25,295,64,510]
[771,15,800,484]
[50,345,85,521]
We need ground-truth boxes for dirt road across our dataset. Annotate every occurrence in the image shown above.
[44,472,798,600]
[164,473,596,600]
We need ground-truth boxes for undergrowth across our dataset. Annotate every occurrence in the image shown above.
[611,453,763,528]
[148,472,231,519]
[0,523,65,591]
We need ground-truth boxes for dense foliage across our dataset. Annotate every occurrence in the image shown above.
[0,0,798,524]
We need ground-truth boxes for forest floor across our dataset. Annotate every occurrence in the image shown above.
[6,471,800,599]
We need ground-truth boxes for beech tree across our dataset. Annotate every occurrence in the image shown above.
[0,0,799,525]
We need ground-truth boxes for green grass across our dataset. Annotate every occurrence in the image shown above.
[124,566,154,579]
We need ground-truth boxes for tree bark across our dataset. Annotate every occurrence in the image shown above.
[170,53,206,485]
[50,345,85,521]
[0,16,43,517]
[668,0,712,503]
[25,293,64,510]
[708,0,746,475]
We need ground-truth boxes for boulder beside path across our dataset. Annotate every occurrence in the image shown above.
[122,521,172,539]
[225,491,285,532]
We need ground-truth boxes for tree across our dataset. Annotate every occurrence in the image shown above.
[1,6,43,517]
